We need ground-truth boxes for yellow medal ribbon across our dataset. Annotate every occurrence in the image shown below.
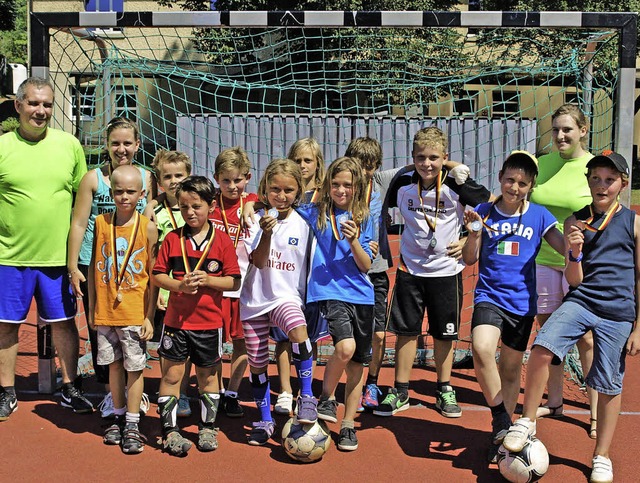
[417,171,443,233]
[310,189,321,203]
[219,195,243,248]
[163,199,178,230]
[179,223,216,273]
[328,180,371,241]
[480,196,524,234]
[109,211,140,302]
[582,202,619,232]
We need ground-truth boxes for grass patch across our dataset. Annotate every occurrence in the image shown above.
[632,190,640,206]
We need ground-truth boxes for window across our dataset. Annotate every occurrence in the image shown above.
[454,91,478,116]
[70,84,96,121]
[85,0,125,38]
[115,86,138,123]
[492,91,519,117]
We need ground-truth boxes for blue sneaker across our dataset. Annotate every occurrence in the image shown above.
[295,395,318,424]
[362,383,382,409]
[177,393,191,418]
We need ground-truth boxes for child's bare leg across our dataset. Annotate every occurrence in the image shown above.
[109,360,126,410]
[577,332,598,435]
[593,392,621,458]
[536,313,564,415]
[498,346,525,416]
[471,325,503,406]
[395,335,417,384]
[322,338,355,398]
[227,338,248,393]
[343,360,364,421]
[434,338,454,383]
[180,359,192,394]
[521,346,555,421]
[126,369,144,415]
[369,330,386,379]
[275,341,293,394]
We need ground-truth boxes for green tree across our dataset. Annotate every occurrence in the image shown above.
[0,0,27,64]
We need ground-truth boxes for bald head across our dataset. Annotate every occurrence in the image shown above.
[111,165,143,190]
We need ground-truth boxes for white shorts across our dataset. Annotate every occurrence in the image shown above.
[536,264,569,315]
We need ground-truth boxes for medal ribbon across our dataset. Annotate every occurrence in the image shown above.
[417,171,443,232]
[163,199,178,230]
[328,180,371,241]
[219,195,243,247]
[582,202,619,232]
[179,223,216,273]
[310,189,321,203]
[480,195,524,234]
[110,211,140,289]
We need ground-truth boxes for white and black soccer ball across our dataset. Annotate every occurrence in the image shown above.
[281,417,331,463]
[497,437,549,483]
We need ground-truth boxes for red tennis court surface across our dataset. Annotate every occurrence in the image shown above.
[4,317,639,482]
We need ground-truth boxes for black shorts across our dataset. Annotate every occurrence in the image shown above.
[471,302,534,352]
[387,270,462,340]
[370,271,390,334]
[158,326,223,368]
[319,300,374,364]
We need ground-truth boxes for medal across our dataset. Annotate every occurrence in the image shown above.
[267,208,279,218]
[471,220,482,232]
[337,213,350,225]
[430,238,437,248]
[109,211,140,304]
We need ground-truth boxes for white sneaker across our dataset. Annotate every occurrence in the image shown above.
[97,392,114,419]
[274,391,293,415]
[590,455,613,483]
[503,417,536,452]
[140,392,150,415]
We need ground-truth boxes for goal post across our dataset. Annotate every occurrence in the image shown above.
[28,10,638,392]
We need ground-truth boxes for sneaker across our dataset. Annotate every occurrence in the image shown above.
[590,455,613,483]
[121,423,147,454]
[248,420,275,446]
[274,391,294,415]
[163,430,192,457]
[197,427,219,452]
[295,395,318,424]
[60,385,94,414]
[435,385,462,418]
[140,393,150,416]
[362,383,382,409]
[503,417,536,452]
[373,388,410,417]
[223,394,244,418]
[103,416,124,445]
[356,395,365,413]
[97,393,114,419]
[177,393,192,418]
[337,427,358,451]
[317,397,338,424]
[0,390,18,421]
[491,411,513,445]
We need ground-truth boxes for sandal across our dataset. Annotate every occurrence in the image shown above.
[536,404,564,419]
[197,427,219,452]
[121,424,147,454]
[163,430,193,457]
[589,418,597,440]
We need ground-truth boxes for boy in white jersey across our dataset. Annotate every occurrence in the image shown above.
[375,126,491,419]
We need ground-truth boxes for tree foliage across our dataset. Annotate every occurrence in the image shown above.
[0,0,16,31]
[0,0,27,64]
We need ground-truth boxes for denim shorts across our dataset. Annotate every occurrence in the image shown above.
[534,300,632,395]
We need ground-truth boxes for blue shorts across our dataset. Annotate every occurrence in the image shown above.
[0,265,77,323]
[534,300,632,395]
[270,302,329,343]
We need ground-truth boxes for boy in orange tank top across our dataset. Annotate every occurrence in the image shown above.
[88,165,158,454]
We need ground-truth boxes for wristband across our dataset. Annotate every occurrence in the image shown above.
[568,249,583,263]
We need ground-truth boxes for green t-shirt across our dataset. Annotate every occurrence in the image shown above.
[0,129,87,266]
[154,201,185,303]
[530,150,592,267]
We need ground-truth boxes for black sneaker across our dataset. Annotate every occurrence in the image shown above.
[223,395,244,418]
[435,385,462,418]
[337,427,358,451]
[60,385,94,414]
[0,390,18,422]
[317,397,338,424]
[373,388,410,417]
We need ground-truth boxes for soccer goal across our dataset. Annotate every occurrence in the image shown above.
[29,10,637,391]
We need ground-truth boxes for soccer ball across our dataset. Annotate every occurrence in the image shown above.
[281,417,331,463]
[497,437,549,483]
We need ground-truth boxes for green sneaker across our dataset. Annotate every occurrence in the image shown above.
[372,388,409,417]
[435,385,462,418]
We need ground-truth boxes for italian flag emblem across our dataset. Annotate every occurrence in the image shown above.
[497,241,519,256]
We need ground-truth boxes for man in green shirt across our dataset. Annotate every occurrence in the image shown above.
[0,77,93,420]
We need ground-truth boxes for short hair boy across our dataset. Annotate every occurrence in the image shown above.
[209,146,259,417]
[376,126,491,418]
[88,165,158,454]
[461,151,565,462]
[152,175,241,456]
[503,151,640,483]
